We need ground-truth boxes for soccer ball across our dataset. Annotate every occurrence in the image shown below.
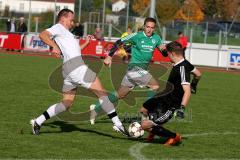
[128,122,144,138]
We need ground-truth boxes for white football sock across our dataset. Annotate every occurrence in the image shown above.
[36,103,66,126]
[111,116,123,127]
[35,115,46,126]
[99,96,123,127]
[99,96,115,113]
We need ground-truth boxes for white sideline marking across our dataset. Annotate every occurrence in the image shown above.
[129,143,149,160]
[183,131,238,138]
[129,132,238,160]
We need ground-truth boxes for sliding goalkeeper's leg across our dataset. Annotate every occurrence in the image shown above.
[90,91,119,125]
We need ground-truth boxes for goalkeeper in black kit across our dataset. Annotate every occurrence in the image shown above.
[140,41,201,146]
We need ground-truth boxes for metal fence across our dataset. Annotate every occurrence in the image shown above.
[83,18,240,46]
[0,17,53,33]
[1,16,240,46]
[164,21,240,46]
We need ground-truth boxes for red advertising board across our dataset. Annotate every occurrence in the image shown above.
[0,33,170,63]
[80,39,170,62]
[0,33,22,50]
[80,39,113,57]
[152,48,170,62]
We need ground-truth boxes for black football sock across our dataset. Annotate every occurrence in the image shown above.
[151,125,176,138]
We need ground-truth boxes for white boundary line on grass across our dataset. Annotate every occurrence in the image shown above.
[183,131,238,137]
[129,143,149,160]
[129,131,238,160]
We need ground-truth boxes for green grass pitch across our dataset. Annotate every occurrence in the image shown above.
[0,52,240,159]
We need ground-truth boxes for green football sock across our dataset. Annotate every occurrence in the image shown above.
[94,91,119,113]
[94,101,102,113]
[147,90,156,99]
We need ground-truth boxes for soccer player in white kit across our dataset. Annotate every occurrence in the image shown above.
[30,9,128,136]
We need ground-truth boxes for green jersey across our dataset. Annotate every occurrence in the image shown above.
[121,31,162,70]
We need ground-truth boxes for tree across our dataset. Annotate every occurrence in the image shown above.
[38,10,54,31]
[198,0,217,18]
[74,0,113,22]
[132,0,150,16]
[175,0,204,22]
[3,5,10,17]
[132,0,181,24]
[131,0,239,23]
[75,0,93,13]
[195,0,240,20]
[155,0,182,24]
[215,0,240,20]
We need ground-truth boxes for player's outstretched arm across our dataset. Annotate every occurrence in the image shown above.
[175,84,191,119]
[104,39,123,67]
[157,44,168,57]
[191,68,202,94]
[104,56,113,67]
[80,35,91,50]
[39,30,61,57]
[181,84,191,107]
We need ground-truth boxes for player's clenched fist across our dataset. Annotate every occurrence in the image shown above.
[104,56,112,67]
[52,45,61,58]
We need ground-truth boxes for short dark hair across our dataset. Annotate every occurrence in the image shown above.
[127,25,132,29]
[144,17,156,25]
[57,9,74,22]
[178,31,183,35]
[166,41,183,55]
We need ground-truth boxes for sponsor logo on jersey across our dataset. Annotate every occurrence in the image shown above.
[152,39,156,44]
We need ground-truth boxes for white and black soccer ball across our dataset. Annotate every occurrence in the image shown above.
[128,122,144,138]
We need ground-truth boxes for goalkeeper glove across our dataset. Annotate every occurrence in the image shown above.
[174,105,185,119]
[191,77,200,94]
[191,83,197,94]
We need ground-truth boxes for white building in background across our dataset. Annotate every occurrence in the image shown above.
[106,14,119,24]
[0,0,75,14]
[112,0,127,12]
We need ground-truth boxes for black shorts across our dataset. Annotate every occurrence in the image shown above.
[143,96,175,125]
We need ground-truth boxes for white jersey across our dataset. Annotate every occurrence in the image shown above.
[47,23,81,63]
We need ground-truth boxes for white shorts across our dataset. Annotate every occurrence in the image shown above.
[62,65,96,92]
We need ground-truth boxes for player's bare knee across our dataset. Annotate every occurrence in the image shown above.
[151,85,159,91]
[62,100,73,109]
[141,120,153,131]
[141,120,151,131]
[90,78,108,97]
[140,106,148,114]
[145,128,152,132]
[141,121,148,130]
[141,121,151,131]
[117,93,125,99]
[93,89,108,97]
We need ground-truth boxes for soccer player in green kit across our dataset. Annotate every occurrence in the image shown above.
[90,17,168,130]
